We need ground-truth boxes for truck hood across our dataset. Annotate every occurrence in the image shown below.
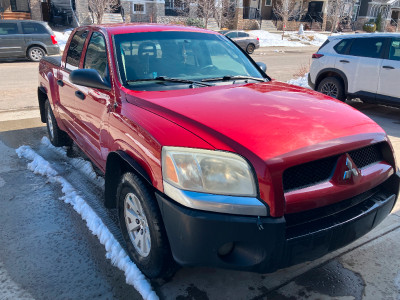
[125,81,384,161]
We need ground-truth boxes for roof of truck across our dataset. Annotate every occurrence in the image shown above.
[89,23,219,36]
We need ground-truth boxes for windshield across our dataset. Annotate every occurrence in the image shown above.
[114,31,266,91]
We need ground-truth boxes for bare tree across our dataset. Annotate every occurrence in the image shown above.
[88,0,119,24]
[214,0,236,28]
[273,0,301,39]
[326,0,355,33]
[196,0,215,28]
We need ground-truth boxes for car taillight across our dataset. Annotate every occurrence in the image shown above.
[312,53,324,59]
[257,37,259,41]
[51,35,58,45]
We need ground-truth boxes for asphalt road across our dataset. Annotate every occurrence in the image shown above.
[0,52,400,300]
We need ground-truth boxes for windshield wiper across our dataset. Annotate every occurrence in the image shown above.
[126,76,213,87]
[201,75,265,83]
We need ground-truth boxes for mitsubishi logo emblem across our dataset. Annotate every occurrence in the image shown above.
[343,157,359,180]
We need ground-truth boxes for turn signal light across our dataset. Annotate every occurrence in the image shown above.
[312,53,324,59]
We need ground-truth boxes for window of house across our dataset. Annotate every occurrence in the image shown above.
[389,38,400,61]
[349,38,386,59]
[265,0,272,6]
[133,4,145,13]
[22,23,48,34]
[84,32,109,81]
[66,30,88,71]
[0,23,18,35]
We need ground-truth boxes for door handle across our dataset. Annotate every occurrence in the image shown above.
[57,80,64,87]
[339,60,350,63]
[382,65,395,69]
[75,91,85,100]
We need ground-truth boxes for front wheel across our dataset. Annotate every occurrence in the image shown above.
[117,172,176,278]
[317,77,345,101]
[28,46,45,62]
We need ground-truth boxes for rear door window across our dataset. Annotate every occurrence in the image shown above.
[349,38,386,58]
[226,32,238,38]
[0,23,19,35]
[66,30,88,71]
[389,38,400,61]
[84,32,109,81]
[22,22,48,34]
[333,39,351,54]
[238,32,249,38]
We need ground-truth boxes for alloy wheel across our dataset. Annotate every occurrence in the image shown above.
[124,192,151,257]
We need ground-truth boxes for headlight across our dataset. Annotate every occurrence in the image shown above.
[162,147,257,196]
[161,147,266,216]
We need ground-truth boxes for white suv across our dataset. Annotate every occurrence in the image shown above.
[309,33,400,107]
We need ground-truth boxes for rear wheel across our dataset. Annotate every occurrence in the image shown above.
[246,43,255,54]
[45,100,71,147]
[317,77,345,101]
[117,172,176,279]
[28,46,45,62]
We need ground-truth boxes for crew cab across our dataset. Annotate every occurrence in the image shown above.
[38,24,400,279]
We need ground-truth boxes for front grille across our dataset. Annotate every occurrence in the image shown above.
[283,143,383,192]
[348,144,383,168]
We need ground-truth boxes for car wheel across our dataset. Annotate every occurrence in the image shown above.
[246,43,255,54]
[28,46,45,62]
[45,100,72,147]
[117,172,176,279]
[317,77,345,101]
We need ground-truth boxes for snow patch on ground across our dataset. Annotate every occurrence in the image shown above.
[53,29,73,51]
[287,73,311,89]
[249,30,343,47]
[16,146,158,300]
[41,137,104,189]
[250,30,305,47]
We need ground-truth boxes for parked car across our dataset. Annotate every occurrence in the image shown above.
[38,24,399,279]
[220,30,260,54]
[309,33,400,107]
[0,20,60,61]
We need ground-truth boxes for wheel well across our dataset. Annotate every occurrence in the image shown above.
[316,71,346,93]
[27,45,47,57]
[38,87,47,123]
[104,151,153,209]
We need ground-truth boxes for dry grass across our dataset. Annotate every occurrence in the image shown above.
[292,63,310,78]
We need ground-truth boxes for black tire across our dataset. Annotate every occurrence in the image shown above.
[317,77,345,101]
[45,100,72,147]
[117,172,176,279]
[27,46,45,62]
[246,43,255,54]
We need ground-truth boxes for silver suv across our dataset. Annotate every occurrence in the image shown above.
[309,33,400,108]
[0,20,60,61]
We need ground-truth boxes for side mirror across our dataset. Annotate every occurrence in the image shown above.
[70,69,111,90]
[256,62,267,72]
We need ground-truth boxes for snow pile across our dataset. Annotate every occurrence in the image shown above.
[16,145,159,300]
[288,32,328,46]
[287,73,311,89]
[249,30,329,47]
[41,137,104,189]
[250,30,305,47]
[54,29,73,51]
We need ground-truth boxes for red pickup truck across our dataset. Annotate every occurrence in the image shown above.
[38,24,400,279]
